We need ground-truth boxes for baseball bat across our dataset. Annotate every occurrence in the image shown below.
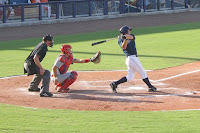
[91,37,117,46]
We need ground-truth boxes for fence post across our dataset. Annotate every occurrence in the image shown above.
[21,5,25,22]
[72,1,76,18]
[103,0,108,15]
[2,6,6,23]
[39,4,42,20]
[137,0,141,12]
[119,0,122,13]
[184,0,188,8]
[187,0,190,6]
[157,0,160,10]
[89,0,92,16]
[142,0,145,12]
[171,0,174,9]
[56,3,59,19]
[119,0,125,14]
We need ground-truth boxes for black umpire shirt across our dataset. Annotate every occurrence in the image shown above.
[24,42,48,75]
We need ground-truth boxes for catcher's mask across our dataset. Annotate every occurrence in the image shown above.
[61,44,72,55]
[119,25,132,35]
[43,34,54,47]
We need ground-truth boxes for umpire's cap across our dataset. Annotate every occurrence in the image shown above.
[119,25,132,34]
[43,34,53,42]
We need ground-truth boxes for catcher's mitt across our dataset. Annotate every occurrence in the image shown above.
[90,51,101,64]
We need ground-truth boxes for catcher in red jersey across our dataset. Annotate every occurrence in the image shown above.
[51,44,101,93]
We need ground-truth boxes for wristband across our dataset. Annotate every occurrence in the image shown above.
[85,59,90,63]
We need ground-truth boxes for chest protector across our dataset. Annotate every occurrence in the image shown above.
[58,54,73,74]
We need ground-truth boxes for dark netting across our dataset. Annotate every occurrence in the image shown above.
[190,0,200,8]
[108,0,120,14]
[91,0,104,15]
[4,5,21,22]
[173,0,186,8]
[124,0,140,13]
[76,1,89,16]
[61,2,73,17]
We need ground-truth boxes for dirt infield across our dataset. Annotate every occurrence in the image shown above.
[0,62,200,111]
[0,11,200,111]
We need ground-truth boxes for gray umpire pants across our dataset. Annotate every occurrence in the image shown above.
[29,70,50,93]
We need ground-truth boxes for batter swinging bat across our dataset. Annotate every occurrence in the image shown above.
[91,37,117,46]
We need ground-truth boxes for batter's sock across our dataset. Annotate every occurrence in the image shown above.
[143,78,153,88]
[115,77,127,86]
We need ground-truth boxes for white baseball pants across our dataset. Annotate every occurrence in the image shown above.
[125,55,148,81]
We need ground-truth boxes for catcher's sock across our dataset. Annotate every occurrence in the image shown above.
[143,78,153,88]
[115,77,127,86]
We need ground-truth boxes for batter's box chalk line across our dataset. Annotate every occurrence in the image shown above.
[155,69,200,82]
[17,85,194,98]
[77,80,194,97]
[10,69,200,98]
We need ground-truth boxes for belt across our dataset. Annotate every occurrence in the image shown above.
[128,55,137,57]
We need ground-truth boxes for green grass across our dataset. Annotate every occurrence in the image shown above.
[0,22,200,77]
[0,22,200,132]
[0,104,200,133]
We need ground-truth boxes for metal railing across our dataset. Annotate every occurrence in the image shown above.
[0,0,191,24]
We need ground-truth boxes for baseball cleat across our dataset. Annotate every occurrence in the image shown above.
[148,86,157,92]
[28,88,40,92]
[110,82,117,93]
[40,92,53,97]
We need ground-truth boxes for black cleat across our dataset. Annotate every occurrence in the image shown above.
[110,82,117,93]
[28,88,40,92]
[148,86,157,92]
[40,92,53,97]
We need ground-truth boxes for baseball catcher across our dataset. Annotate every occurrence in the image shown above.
[51,44,101,93]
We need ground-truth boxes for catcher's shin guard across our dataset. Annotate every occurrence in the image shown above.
[61,71,78,89]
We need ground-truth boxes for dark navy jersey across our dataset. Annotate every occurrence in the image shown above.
[118,34,137,57]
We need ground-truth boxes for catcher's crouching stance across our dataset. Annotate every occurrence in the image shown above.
[51,44,101,93]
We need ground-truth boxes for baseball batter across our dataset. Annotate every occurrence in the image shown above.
[110,25,157,93]
[51,44,101,93]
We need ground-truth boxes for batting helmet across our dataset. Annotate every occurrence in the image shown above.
[61,44,72,55]
[119,25,132,34]
[43,34,54,47]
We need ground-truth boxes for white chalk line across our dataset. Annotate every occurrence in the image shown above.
[5,70,200,99]
[154,109,200,112]
[76,80,194,98]
[155,69,200,82]
[1,69,200,82]
[0,70,152,80]
[0,75,27,79]
[2,70,200,111]
[78,70,152,72]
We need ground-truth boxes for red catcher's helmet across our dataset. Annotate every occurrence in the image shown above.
[61,44,72,54]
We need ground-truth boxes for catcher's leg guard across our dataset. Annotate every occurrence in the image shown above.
[58,71,78,92]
